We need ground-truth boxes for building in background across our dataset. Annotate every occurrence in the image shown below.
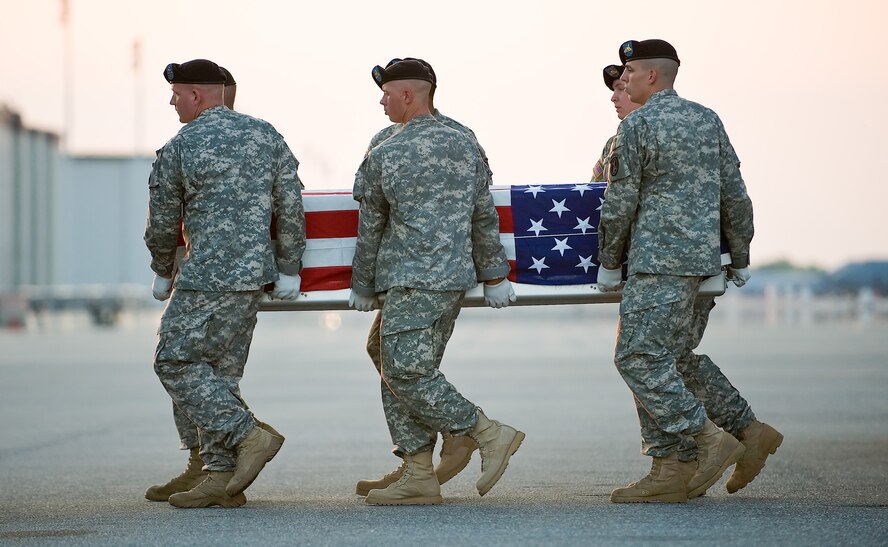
[0,106,59,291]
[1,106,153,326]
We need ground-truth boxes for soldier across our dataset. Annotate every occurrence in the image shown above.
[355,57,489,498]
[350,58,524,505]
[591,63,642,182]
[596,39,782,503]
[144,58,305,508]
[144,63,289,507]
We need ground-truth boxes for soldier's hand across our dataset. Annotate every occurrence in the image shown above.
[595,265,623,292]
[271,273,301,300]
[152,274,173,301]
[727,266,751,288]
[483,278,517,309]
[349,290,377,312]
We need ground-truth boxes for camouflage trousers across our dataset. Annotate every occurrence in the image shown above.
[676,296,756,438]
[154,289,261,471]
[615,274,709,461]
[375,287,478,456]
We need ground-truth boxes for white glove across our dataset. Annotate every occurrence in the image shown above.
[271,273,301,300]
[349,290,377,312]
[727,266,751,288]
[152,274,173,301]
[483,278,517,309]
[596,265,623,292]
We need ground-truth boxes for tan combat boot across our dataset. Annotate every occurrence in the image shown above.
[726,421,784,493]
[610,454,696,503]
[686,419,746,498]
[467,411,525,496]
[355,461,407,497]
[364,451,442,505]
[435,434,480,485]
[226,424,285,496]
[144,447,207,502]
[255,419,286,446]
[168,471,246,508]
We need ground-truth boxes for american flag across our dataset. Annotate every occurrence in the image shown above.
[178,183,728,309]
[298,183,608,292]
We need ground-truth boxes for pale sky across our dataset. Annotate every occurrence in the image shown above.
[2,0,886,270]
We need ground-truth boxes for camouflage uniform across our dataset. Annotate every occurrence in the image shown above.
[352,113,509,455]
[145,104,305,471]
[599,89,754,461]
[362,110,492,375]
[591,134,617,182]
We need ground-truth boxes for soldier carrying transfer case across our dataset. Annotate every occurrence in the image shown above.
[596,40,782,503]
[349,58,524,505]
[355,57,494,498]
[144,58,305,508]
[591,63,642,182]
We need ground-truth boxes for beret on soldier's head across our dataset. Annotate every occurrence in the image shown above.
[386,57,437,87]
[618,39,680,66]
[603,64,623,90]
[371,58,436,89]
[163,59,226,84]
[219,66,236,86]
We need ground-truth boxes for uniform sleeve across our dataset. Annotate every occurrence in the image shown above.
[597,122,643,269]
[272,140,306,275]
[471,155,510,280]
[350,151,388,295]
[473,138,494,186]
[591,135,616,182]
[143,144,184,278]
[717,119,754,268]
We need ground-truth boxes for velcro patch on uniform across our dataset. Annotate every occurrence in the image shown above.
[592,160,604,180]
[609,154,620,178]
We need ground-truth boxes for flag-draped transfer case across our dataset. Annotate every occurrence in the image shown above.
[176,183,729,311]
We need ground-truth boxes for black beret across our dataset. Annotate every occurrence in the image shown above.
[218,66,236,86]
[619,39,680,66]
[163,59,226,84]
[371,58,435,89]
[603,64,623,90]
[386,57,437,87]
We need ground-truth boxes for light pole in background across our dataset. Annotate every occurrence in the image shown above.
[60,0,73,152]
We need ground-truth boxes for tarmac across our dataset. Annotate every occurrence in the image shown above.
[1,303,886,546]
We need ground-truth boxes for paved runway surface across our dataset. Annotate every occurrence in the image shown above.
[1,303,886,545]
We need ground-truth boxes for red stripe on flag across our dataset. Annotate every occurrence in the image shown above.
[305,210,359,239]
[507,259,517,282]
[497,205,513,234]
[301,265,352,291]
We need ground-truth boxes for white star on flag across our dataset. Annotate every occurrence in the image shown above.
[576,255,596,273]
[527,218,547,237]
[551,237,572,256]
[596,197,605,211]
[524,185,546,198]
[549,199,570,218]
[572,184,592,197]
[574,217,593,235]
[529,256,549,274]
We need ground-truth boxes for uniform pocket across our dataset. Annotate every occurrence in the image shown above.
[155,311,211,363]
